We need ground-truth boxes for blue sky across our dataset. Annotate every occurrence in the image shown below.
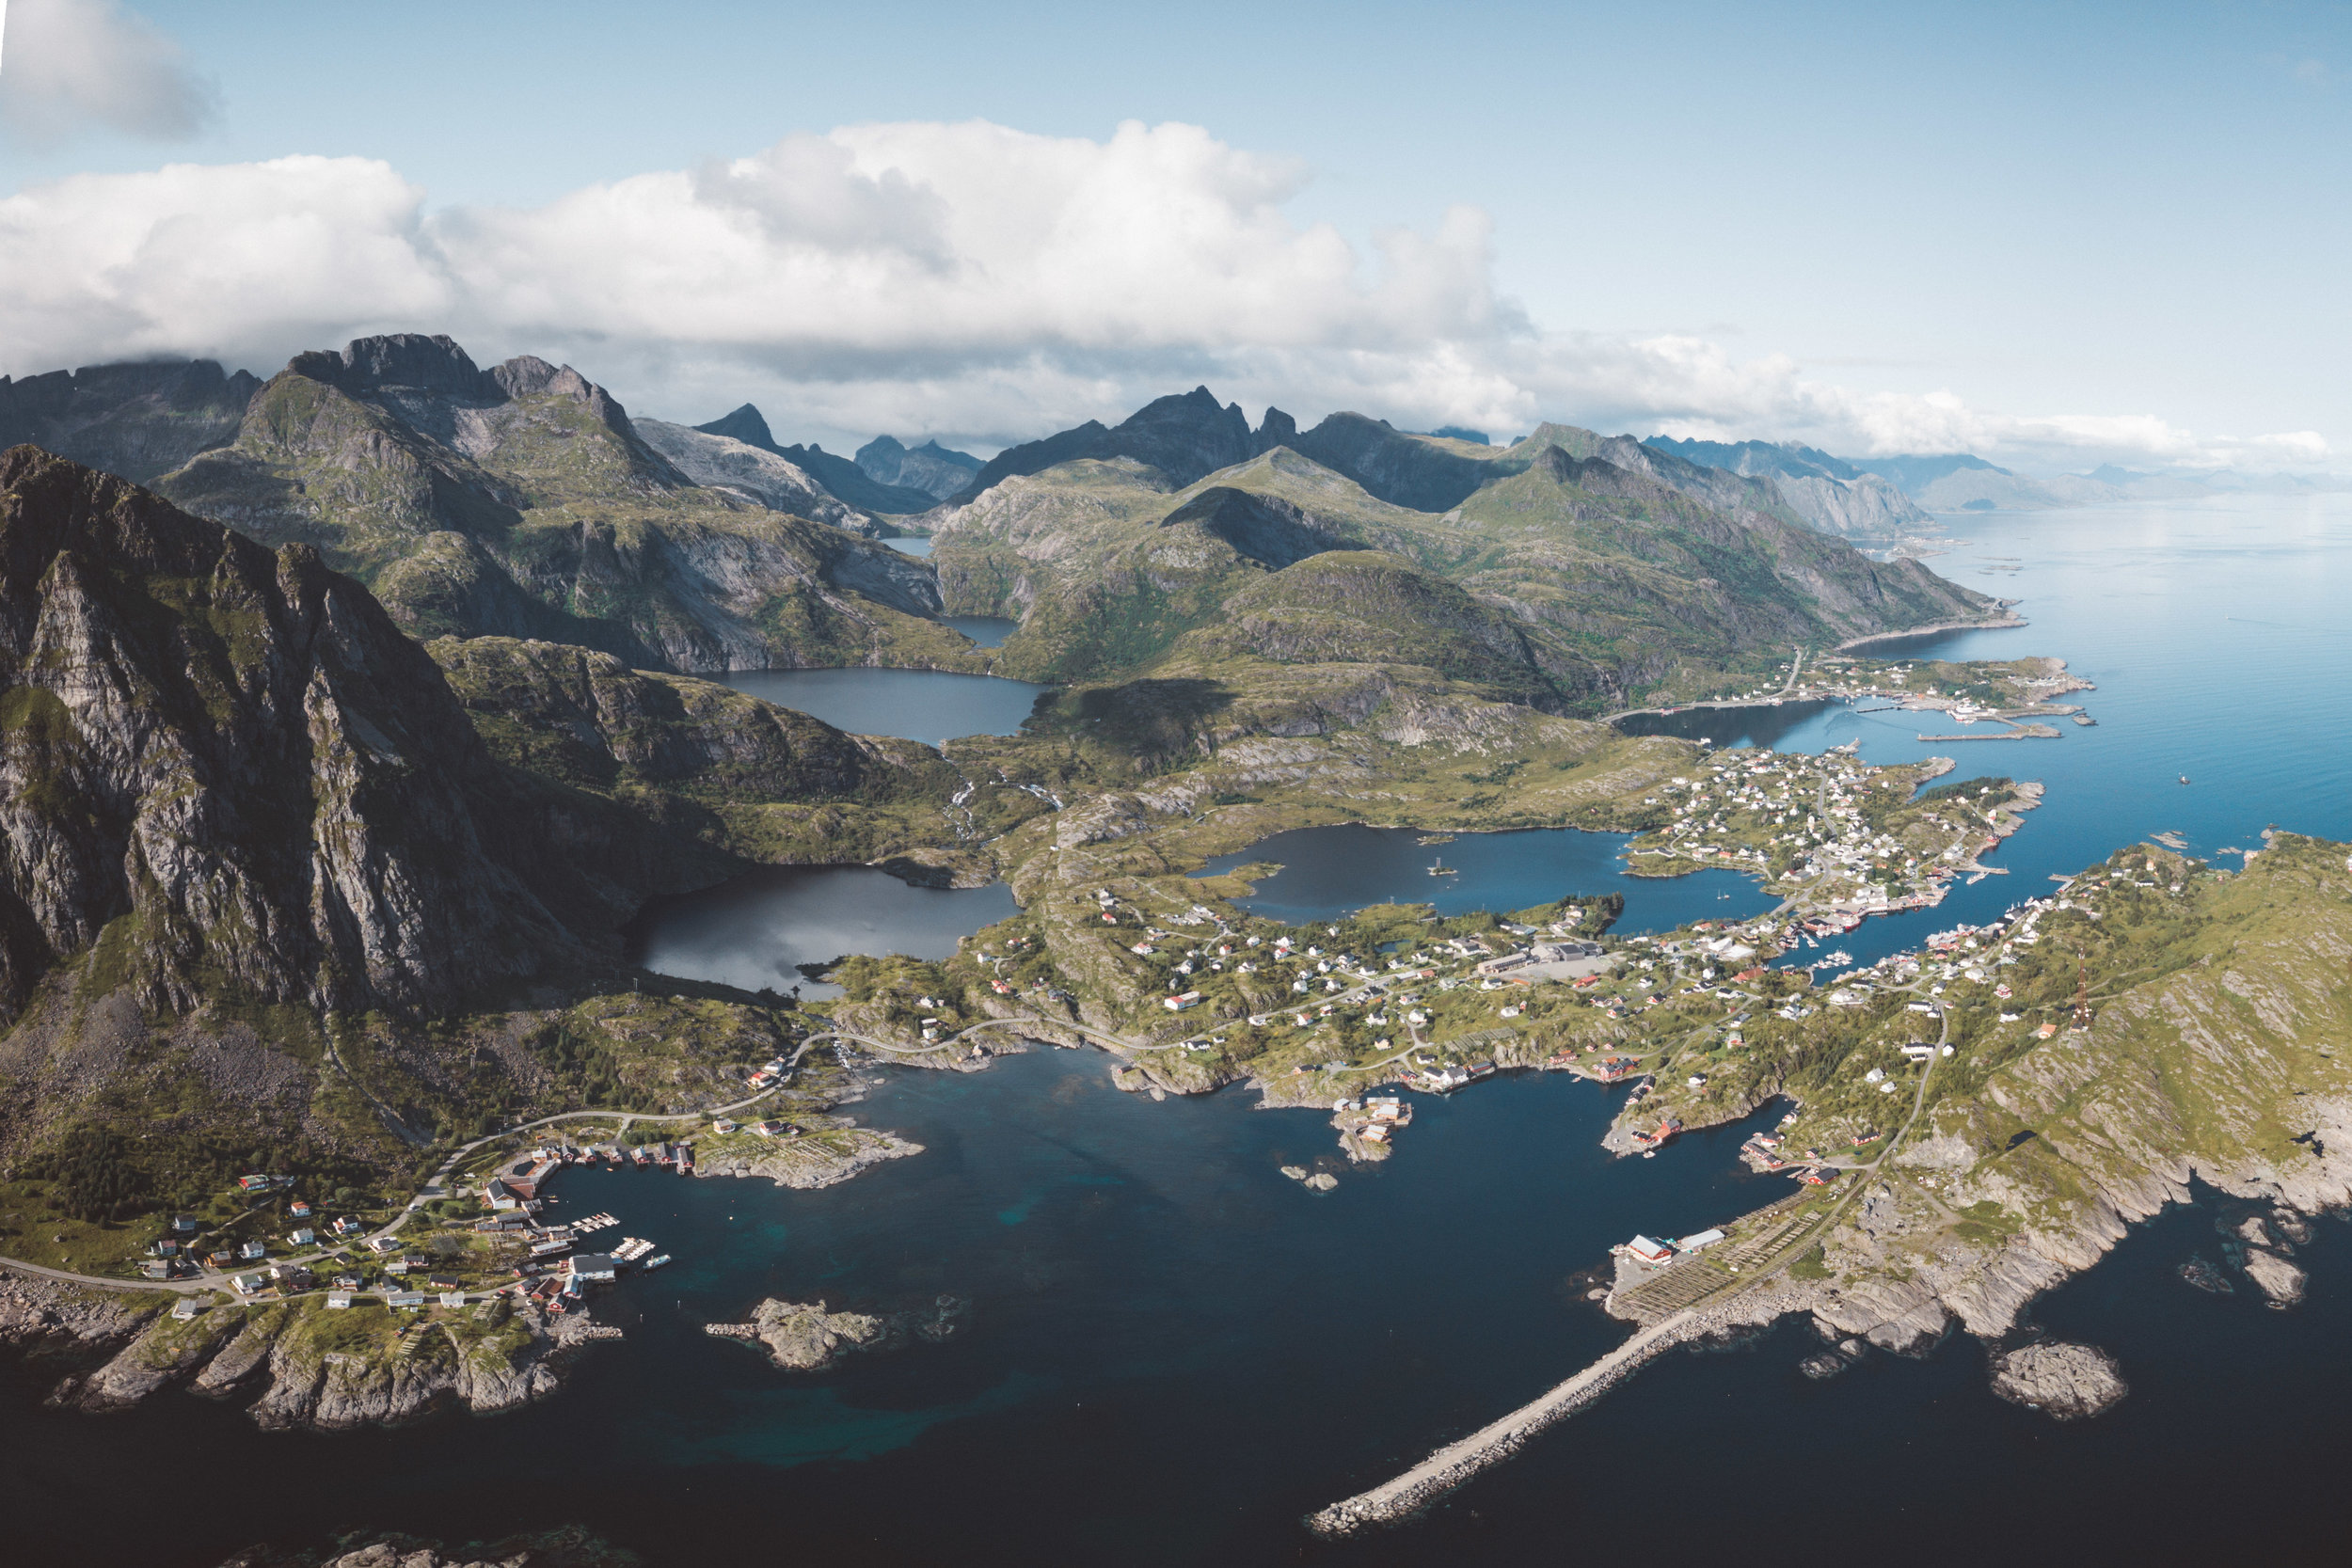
[3,0,2347,467]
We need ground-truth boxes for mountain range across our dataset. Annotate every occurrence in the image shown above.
[1642,436,1933,537]
[1659,436,2351,515]
[0,338,2024,1210]
[920,391,2004,711]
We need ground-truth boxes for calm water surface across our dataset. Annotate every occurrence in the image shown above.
[944,614,1018,648]
[10,495,2352,1564]
[720,666,1048,742]
[625,867,1018,998]
[1614,493,2352,967]
[1197,821,1774,930]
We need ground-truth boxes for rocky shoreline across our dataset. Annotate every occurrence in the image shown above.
[692,1118,923,1188]
[4,1268,612,1433]
[705,1292,966,1372]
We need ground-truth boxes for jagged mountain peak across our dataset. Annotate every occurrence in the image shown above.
[696,403,777,450]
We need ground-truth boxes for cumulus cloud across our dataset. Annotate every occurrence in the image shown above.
[0,0,218,143]
[0,115,2325,472]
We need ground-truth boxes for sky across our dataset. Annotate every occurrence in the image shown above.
[1,0,2346,469]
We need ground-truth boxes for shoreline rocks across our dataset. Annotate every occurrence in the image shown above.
[697,1122,923,1188]
[709,1293,967,1372]
[1987,1340,2127,1420]
[17,1275,606,1433]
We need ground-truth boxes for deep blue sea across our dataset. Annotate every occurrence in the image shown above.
[8,495,2351,1565]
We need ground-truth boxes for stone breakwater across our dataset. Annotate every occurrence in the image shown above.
[1309,1307,1708,1537]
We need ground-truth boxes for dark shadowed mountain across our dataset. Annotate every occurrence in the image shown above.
[949,387,1260,501]
[0,445,652,1024]
[854,436,982,503]
[0,359,263,483]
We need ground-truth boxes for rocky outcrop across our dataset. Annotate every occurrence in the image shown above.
[1988,1341,2127,1419]
[714,1291,965,1372]
[633,420,886,535]
[698,1123,924,1188]
[44,1292,595,1430]
[0,1270,159,1353]
[952,387,1259,502]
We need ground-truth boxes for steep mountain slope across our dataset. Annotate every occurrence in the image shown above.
[0,451,1002,1218]
[0,360,262,483]
[0,447,636,1028]
[1644,436,1933,539]
[631,419,886,535]
[692,405,938,515]
[1449,447,1994,689]
[151,337,975,675]
[855,436,981,502]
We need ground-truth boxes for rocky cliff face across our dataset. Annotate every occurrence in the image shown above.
[0,359,262,484]
[42,1288,596,1431]
[0,446,597,1025]
[152,337,965,674]
[692,404,939,515]
[630,420,885,535]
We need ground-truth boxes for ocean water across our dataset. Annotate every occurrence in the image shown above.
[8,494,2352,1564]
[1615,493,2352,967]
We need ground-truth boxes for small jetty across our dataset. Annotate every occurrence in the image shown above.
[1309,1309,1703,1536]
[571,1212,619,1234]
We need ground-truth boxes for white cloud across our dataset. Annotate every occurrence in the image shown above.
[0,155,448,368]
[0,0,218,143]
[0,116,2327,473]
